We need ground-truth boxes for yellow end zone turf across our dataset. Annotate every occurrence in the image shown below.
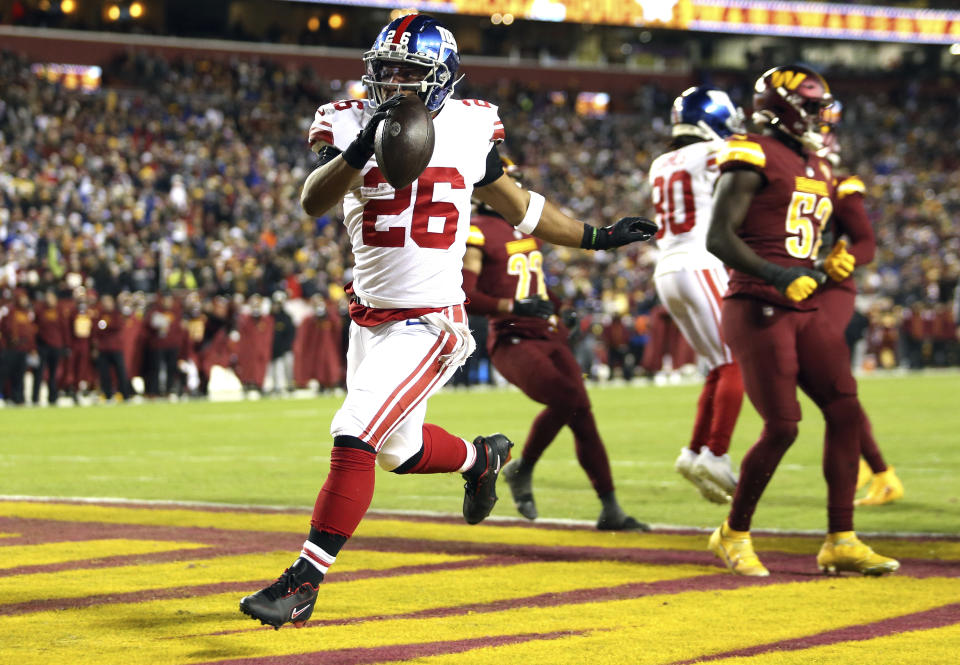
[4,501,959,561]
[2,501,958,665]
[0,539,208,571]
[2,575,958,665]
[0,549,478,606]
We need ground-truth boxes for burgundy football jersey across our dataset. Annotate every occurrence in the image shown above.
[717,132,836,310]
[467,213,556,341]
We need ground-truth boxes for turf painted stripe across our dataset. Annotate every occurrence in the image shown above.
[0,539,208,571]
[669,602,960,664]
[701,622,960,665]
[0,550,475,608]
[3,577,958,665]
[191,631,584,665]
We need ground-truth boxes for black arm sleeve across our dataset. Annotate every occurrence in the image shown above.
[316,145,342,167]
[473,145,503,187]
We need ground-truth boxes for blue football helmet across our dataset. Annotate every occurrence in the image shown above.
[362,14,462,113]
[670,86,745,141]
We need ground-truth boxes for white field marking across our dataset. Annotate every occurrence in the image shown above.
[0,495,957,540]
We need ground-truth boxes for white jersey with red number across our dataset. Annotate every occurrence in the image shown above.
[649,140,726,277]
[312,97,504,309]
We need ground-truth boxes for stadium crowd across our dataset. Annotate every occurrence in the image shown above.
[1,49,958,404]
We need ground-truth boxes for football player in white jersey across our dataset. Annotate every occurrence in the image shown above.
[239,14,658,630]
[649,87,746,504]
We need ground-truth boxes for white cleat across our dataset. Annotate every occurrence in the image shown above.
[693,449,738,495]
[675,448,730,504]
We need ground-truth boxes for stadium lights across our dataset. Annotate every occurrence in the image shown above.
[61,0,77,13]
[307,16,320,32]
[328,13,344,30]
[106,3,120,20]
[130,1,144,18]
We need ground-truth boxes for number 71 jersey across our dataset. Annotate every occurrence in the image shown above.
[312,97,504,309]
[649,140,726,275]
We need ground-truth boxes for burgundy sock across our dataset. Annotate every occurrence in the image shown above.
[707,362,745,457]
[521,406,567,464]
[568,407,614,497]
[402,424,470,473]
[822,397,861,533]
[728,419,798,531]
[689,368,720,452]
[858,406,887,474]
[310,446,377,539]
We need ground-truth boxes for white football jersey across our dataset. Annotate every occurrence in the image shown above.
[312,97,504,308]
[649,140,726,276]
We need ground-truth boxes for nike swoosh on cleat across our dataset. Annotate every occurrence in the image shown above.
[291,604,311,620]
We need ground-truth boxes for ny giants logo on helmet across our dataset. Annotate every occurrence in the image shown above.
[362,15,462,113]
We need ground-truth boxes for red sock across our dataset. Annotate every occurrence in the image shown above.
[403,424,471,473]
[858,406,887,474]
[689,368,720,452]
[706,362,745,456]
[310,447,377,538]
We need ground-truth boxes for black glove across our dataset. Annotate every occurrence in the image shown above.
[342,94,405,169]
[512,297,555,319]
[580,217,659,250]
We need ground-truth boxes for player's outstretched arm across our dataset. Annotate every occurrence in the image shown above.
[473,174,656,250]
[707,170,825,302]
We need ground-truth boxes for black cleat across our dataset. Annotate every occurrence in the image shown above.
[462,433,513,525]
[502,458,537,520]
[239,558,320,630]
[596,513,651,532]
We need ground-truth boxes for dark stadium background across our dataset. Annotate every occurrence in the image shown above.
[1,0,958,404]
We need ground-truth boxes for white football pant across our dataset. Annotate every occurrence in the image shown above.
[330,304,473,470]
[654,266,733,371]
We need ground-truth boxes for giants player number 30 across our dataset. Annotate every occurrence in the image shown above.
[649,87,747,504]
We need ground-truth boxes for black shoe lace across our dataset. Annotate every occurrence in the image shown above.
[262,567,297,601]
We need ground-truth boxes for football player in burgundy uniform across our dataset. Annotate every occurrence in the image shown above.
[650,87,746,504]
[705,66,898,577]
[239,14,657,629]
[815,106,904,507]
[463,160,647,531]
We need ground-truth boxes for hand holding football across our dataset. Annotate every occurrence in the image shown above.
[374,94,435,190]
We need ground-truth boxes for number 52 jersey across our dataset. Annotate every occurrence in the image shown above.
[311,97,505,309]
[717,133,835,310]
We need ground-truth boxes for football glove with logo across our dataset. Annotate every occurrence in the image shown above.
[580,217,659,250]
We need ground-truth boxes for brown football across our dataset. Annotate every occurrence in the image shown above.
[374,94,435,190]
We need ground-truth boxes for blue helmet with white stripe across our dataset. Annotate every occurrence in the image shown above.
[362,14,462,113]
[670,86,745,141]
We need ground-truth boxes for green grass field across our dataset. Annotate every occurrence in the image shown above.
[3,371,959,534]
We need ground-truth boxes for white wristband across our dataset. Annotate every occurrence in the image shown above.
[515,191,545,234]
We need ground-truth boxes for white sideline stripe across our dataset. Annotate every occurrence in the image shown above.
[0,495,957,540]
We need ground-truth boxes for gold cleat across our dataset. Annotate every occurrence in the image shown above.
[709,520,769,577]
[817,531,900,576]
[855,467,904,506]
[856,458,873,491]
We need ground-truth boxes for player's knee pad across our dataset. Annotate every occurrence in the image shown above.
[376,432,419,472]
